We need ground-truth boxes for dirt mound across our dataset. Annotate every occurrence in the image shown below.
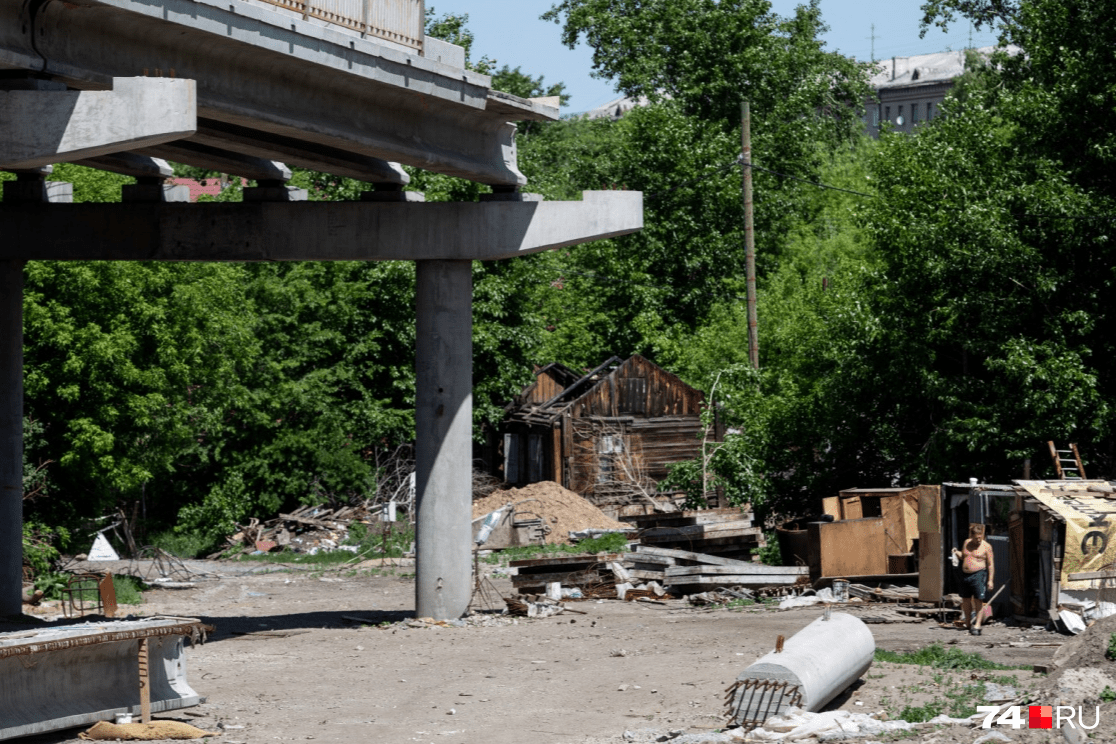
[1033,613,1116,704]
[472,481,628,545]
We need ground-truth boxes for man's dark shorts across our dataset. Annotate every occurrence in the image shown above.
[959,568,988,600]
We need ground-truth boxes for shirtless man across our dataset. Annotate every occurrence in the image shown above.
[951,523,994,635]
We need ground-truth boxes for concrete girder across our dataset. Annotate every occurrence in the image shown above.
[76,153,175,179]
[0,0,550,185]
[136,141,290,183]
[0,78,195,171]
[191,119,408,185]
[0,192,644,262]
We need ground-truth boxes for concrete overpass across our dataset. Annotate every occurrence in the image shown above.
[0,0,642,622]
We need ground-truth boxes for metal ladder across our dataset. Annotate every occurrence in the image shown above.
[1047,441,1086,479]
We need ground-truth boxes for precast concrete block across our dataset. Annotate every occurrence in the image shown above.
[0,617,209,740]
[0,78,196,170]
[727,613,875,730]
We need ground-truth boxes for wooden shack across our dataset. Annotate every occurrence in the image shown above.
[807,486,930,580]
[921,480,1116,625]
[494,355,712,517]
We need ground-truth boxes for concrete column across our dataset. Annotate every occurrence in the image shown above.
[414,260,473,620]
[0,260,22,617]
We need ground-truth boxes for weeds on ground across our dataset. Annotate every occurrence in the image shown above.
[237,549,360,566]
[234,522,416,565]
[1101,686,1116,703]
[482,532,629,566]
[887,677,987,721]
[149,530,213,560]
[114,575,146,605]
[1106,633,1116,661]
[874,644,1029,671]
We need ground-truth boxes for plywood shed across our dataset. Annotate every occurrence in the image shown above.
[807,486,932,581]
[921,480,1116,626]
[489,355,715,519]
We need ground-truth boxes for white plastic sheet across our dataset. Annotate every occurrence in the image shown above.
[777,587,838,610]
[748,708,913,741]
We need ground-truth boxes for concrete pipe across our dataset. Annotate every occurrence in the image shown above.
[726,612,874,729]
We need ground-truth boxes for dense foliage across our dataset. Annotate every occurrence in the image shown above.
[13,0,1116,561]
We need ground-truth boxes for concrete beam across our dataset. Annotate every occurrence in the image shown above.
[0,78,195,170]
[0,0,547,185]
[191,119,408,184]
[0,191,644,261]
[0,618,207,738]
[136,141,290,182]
[77,153,175,179]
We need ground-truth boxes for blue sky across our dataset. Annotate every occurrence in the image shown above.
[428,1,1001,113]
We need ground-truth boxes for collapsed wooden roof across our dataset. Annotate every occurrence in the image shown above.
[505,355,705,427]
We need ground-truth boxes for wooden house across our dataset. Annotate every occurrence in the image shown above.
[494,355,714,517]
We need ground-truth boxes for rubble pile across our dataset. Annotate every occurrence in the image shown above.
[509,553,673,601]
[223,503,384,556]
[473,481,628,545]
[1028,613,1116,704]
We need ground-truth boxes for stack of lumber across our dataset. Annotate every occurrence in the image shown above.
[509,553,623,596]
[621,545,808,595]
[622,507,763,561]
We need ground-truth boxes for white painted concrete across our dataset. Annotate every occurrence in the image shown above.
[0,78,195,170]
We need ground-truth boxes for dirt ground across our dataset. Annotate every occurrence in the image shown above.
[13,558,1109,744]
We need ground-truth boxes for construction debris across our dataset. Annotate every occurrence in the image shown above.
[618,545,807,595]
[222,503,387,556]
[509,553,624,596]
[503,595,581,618]
[623,507,764,561]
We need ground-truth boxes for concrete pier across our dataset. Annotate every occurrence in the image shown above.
[414,260,473,620]
[0,260,22,617]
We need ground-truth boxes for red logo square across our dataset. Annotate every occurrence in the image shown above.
[1029,705,1053,729]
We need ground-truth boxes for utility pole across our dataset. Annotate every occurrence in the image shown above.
[869,23,876,63]
[741,101,758,370]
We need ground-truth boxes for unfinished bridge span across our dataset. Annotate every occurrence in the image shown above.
[0,0,643,622]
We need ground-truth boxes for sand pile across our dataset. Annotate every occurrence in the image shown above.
[472,481,628,545]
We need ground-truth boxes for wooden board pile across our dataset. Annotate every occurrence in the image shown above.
[623,545,808,595]
[509,553,624,597]
[622,507,764,561]
[223,503,381,556]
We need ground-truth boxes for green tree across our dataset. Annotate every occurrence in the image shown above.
[531,0,872,365]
